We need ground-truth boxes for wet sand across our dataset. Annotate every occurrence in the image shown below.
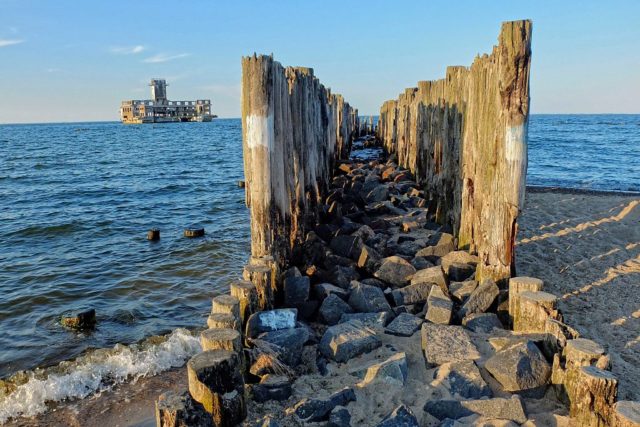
[517,188,640,401]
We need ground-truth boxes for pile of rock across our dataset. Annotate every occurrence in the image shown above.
[155,143,640,427]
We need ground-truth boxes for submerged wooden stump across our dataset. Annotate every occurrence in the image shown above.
[187,350,246,426]
[147,228,161,241]
[184,227,205,238]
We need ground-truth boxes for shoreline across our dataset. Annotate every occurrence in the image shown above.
[527,184,640,197]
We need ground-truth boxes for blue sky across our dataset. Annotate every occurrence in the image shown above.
[0,0,638,123]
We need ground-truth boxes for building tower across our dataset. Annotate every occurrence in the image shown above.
[150,79,168,105]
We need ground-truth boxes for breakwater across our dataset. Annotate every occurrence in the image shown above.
[152,20,640,427]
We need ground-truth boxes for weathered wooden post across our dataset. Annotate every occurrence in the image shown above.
[230,280,258,326]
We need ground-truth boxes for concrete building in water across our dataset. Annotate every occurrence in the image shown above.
[120,79,215,124]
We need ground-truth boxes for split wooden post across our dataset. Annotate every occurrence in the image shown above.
[230,280,258,326]
[187,350,246,426]
[211,294,240,321]
[242,264,273,311]
[512,290,558,333]
[509,276,543,325]
[207,312,241,331]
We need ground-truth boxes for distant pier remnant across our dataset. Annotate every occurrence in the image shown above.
[377,20,532,284]
[147,228,161,241]
[241,54,358,286]
[184,227,205,238]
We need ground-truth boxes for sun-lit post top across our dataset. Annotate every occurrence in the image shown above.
[119,79,216,124]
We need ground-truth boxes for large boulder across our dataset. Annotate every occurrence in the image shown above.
[415,233,455,258]
[458,279,499,318]
[440,251,479,275]
[246,309,297,338]
[339,312,392,328]
[462,312,503,333]
[421,324,480,367]
[484,341,551,392]
[410,266,447,289]
[319,294,354,325]
[257,327,309,366]
[330,235,363,260]
[358,352,408,387]
[291,387,356,422]
[357,245,382,274]
[313,282,350,302]
[390,282,433,306]
[320,320,382,362]
[283,276,310,307]
[433,360,492,399]
[377,405,419,427]
[449,280,478,302]
[425,286,453,325]
[348,282,392,313]
[251,375,292,402]
[424,396,526,423]
[374,256,416,287]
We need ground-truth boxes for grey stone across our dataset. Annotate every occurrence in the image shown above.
[415,233,455,258]
[357,244,382,273]
[410,256,433,270]
[283,276,310,307]
[425,286,453,325]
[433,360,492,399]
[314,282,350,302]
[458,278,499,318]
[374,256,416,287]
[339,312,392,328]
[246,309,297,338]
[328,406,351,427]
[257,327,309,366]
[319,293,354,325]
[320,320,382,362]
[614,401,640,427]
[377,405,419,427]
[251,375,292,402]
[391,282,434,306]
[421,323,480,367]
[385,313,423,337]
[424,396,526,423]
[292,387,356,422]
[462,312,503,333]
[411,266,447,289]
[329,265,360,289]
[449,280,478,302]
[252,416,281,427]
[360,277,387,289]
[366,185,389,203]
[448,263,476,282]
[348,282,392,313]
[440,250,479,274]
[353,224,376,242]
[358,352,408,386]
[331,235,363,260]
[484,341,551,392]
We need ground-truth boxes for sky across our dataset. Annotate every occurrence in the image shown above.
[0,0,638,123]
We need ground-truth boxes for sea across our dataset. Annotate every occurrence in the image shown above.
[0,114,638,420]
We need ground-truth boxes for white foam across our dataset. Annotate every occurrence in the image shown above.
[0,328,201,423]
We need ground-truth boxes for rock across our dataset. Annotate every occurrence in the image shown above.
[61,309,96,330]
[448,263,476,282]
[283,276,310,307]
[329,265,360,288]
[360,277,387,289]
[357,245,382,273]
[246,309,297,339]
[390,282,434,306]
[291,387,356,422]
[353,224,376,242]
[484,341,551,392]
[252,416,281,427]
[421,323,480,367]
[374,256,416,287]
[249,353,281,377]
[377,405,419,427]
[358,352,408,387]
[613,401,640,427]
[458,279,499,318]
[348,282,392,313]
[449,280,478,302]
[462,312,503,333]
[425,286,453,325]
[257,327,309,366]
[251,375,292,402]
[410,266,447,289]
[366,185,389,203]
[184,227,205,238]
[440,251,479,274]
[415,233,455,258]
[320,320,382,362]
[433,361,492,399]
[410,256,433,270]
[320,294,354,325]
[314,282,350,302]
[331,235,363,260]
[328,406,351,427]
[339,312,392,328]
[385,313,423,337]
[424,396,526,423]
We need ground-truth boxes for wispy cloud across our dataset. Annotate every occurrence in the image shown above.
[143,52,190,63]
[110,45,146,55]
[0,39,24,48]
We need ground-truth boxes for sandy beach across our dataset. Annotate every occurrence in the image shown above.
[517,188,640,401]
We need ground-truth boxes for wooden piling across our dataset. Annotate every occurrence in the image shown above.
[229,280,258,326]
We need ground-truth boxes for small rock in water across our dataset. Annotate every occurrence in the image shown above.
[184,226,205,238]
[61,309,96,330]
[238,180,245,188]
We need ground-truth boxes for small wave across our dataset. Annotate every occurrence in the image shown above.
[11,223,84,238]
[0,328,201,423]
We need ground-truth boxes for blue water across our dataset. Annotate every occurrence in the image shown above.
[0,114,638,379]
[527,114,640,192]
